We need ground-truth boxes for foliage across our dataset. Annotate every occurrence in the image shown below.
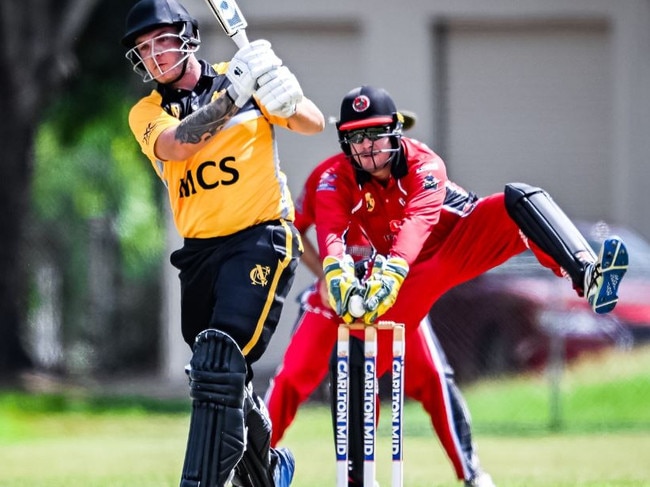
[0,0,154,377]
[34,90,165,278]
[28,86,165,374]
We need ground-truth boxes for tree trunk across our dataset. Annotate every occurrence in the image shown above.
[0,0,102,384]
[0,104,36,381]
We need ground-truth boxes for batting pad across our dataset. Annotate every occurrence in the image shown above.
[180,329,247,487]
[504,182,595,287]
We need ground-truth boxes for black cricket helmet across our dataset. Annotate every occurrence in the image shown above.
[337,85,404,159]
[122,0,200,48]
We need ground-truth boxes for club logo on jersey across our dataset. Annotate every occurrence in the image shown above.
[169,103,182,119]
[423,175,439,190]
[364,192,375,212]
[142,122,158,146]
[352,95,370,113]
[250,264,271,286]
[316,172,337,192]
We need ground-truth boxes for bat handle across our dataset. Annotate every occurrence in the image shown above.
[231,30,249,48]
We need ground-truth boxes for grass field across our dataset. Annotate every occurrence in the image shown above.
[283,404,650,486]
[1,346,649,486]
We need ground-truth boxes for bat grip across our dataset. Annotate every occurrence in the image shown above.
[231,30,249,48]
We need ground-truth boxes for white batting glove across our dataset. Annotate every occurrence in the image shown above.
[226,39,282,107]
[255,66,304,118]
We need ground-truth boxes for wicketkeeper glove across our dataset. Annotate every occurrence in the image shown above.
[323,255,363,323]
[361,255,409,323]
[226,39,282,107]
[255,66,303,118]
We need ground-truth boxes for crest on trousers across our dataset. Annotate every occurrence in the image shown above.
[250,264,271,286]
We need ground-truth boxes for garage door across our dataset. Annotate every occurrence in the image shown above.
[439,20,612,219]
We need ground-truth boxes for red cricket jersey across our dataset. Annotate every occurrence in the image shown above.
[315,137,472,265]
[295,155,372,260]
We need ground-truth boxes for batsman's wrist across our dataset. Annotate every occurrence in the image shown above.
[225,86,238,107]
[284,102,297,117]
[227,85,248,108]
[226,85,236,101]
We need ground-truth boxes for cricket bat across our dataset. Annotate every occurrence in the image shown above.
[203,0,250,48]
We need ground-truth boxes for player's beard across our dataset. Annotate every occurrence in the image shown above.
[351,141,396,173]
[149,54,190,85]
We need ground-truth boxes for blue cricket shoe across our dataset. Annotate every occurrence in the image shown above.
[585,236,629,314]
[272,447,295,487]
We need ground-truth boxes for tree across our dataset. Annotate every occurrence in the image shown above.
[0,0,115,382]
[32,96,165,376]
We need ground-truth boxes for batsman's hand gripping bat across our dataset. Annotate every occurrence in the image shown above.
[203,0,249,48]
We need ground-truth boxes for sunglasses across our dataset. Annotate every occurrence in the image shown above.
[344,126,390,144]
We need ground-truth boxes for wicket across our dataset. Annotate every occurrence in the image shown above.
[335,321,405,487]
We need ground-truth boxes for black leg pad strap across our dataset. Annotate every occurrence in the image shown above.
[232,389,276,487]
[180,329,247,487]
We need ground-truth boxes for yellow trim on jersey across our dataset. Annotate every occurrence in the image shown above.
[127,67,295,238]
[242,219,294,355]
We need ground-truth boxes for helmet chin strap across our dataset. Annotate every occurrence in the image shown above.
[351,142,398,172]
[165,56,190,85]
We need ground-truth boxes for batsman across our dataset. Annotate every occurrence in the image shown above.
[316,85,629,486]
[121,0,324,485]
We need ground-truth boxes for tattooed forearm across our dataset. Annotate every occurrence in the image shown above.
[175,91,239,145]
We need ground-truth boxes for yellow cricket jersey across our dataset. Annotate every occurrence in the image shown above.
[128,61,295,238]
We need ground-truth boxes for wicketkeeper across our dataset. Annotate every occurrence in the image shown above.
[266,152,495,486]
[315,85,629,487]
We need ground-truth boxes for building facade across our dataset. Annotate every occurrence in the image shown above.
[163,0,650,382]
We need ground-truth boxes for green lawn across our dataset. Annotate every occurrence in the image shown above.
[282,404,650,486]
[0,345,648,486]
[0,404,648,487]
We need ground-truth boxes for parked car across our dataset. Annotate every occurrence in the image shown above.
[429,220,649,384]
